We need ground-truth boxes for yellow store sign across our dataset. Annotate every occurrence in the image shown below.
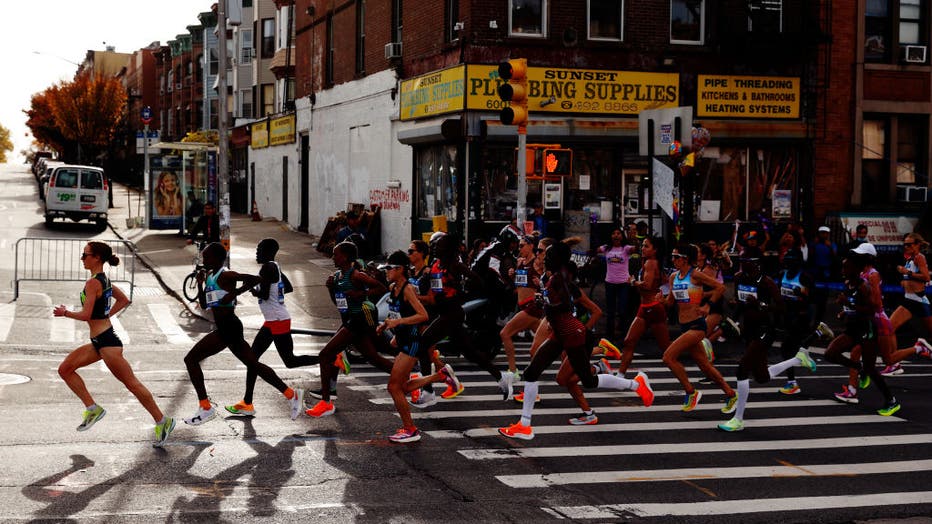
[466,65,678,116]
[400,66,466,121]
[399,64,679,120]
[270,114,296,146]
[697,75,800,119]
[251,121,269,149]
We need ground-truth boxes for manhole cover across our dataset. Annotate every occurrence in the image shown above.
[0,373,31,385]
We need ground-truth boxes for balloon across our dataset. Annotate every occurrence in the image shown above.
[691,126,711,150]
[669,140,682,159]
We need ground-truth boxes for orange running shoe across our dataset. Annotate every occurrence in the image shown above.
[334,352,350,375]
[440,382,465,399]
[498,421,534,440]
[306,400,335,417]
[634,371,654,407]
[597,338,622,360]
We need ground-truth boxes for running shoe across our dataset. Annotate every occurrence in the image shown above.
[76,405,106,432]
[880,363,904,376]
[598,338,622,360]
[634,371,654,407]
[595,358,614,375]
[511,369,522,382]
[833,386,859,404]
[858,373,871,390]
[796,349,817,373]
[701,338,715,363]
[568,412,599,425]
[306,400,335,418]
[184,406,217,426]
[224,401,256,416]
[916,338,932,359]
[410,390,437,408]
[779,381,801,395]
[721,317,742,338]
[308,387,337,400]
[514,391,540,403]
[334,352,351,375]
[289,388,305,420]
[440,364,463,394]
[388,427,421,443]
[498,421,534,440]
[877,400,901,417]
[681,390,702,412]
[153,417,176,448]
[498,371,515,401]
[815,321,835,340]
[721,394,738,414]
[717,417,745,432]
[409,372,422,404]
[440,382,465,400]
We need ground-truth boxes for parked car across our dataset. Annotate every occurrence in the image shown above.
[44,164,109,230]
[37,161,64,201]
[32,152,53,177]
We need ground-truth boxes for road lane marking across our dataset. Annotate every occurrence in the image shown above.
[146,304,193,345]
[0,303,14,342]
[408,399,840,420]
[458,433,932,460]
[425,414,902,439]
[544,491,932,518]
[109,315,130,344]
[499,459,932,488]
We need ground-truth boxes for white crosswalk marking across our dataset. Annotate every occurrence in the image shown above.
[0,303,14,342]
[109,315,130,344]
[146,304,193,345]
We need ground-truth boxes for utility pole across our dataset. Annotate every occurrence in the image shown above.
[217,0,231,253]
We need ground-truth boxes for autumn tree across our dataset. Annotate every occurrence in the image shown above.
[25,87,70,157]
[27,73,127,162]
[0,122,12,163]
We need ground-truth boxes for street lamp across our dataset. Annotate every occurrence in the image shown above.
[32,50,81,67]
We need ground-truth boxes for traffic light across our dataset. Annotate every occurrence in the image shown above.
[497,59,528,127]
[543,148,573,176]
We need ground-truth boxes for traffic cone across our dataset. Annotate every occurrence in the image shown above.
[251,200,262,221]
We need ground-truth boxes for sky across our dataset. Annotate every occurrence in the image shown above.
[1,0,216,162]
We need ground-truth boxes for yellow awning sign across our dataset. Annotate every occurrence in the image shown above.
[466,65,679,116]
[697,75,800,119]
[400,66,466,121]
[270,114,296,146]
[251,121,269,149]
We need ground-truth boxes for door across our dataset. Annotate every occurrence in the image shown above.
[299,135,310,232]
[282,156,289,222]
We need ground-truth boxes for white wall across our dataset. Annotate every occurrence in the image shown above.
[250,69,414,256]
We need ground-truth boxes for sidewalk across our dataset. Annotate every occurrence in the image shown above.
[107,183,342,332]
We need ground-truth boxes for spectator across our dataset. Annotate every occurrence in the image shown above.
[845,223,869,252]
[185,191,204,223]
[598,227,636,340]
[336,211,366,243]
[810,225,837,325]
[187,202,220,244]
[531,203,548,238]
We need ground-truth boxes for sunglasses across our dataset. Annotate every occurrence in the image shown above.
[534,248,543,254]
[904,242,916,246]
[408,249,419,255]
[80,253,93,260]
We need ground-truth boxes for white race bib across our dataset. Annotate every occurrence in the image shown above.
[515,269,529,287]
[334,292,348,313]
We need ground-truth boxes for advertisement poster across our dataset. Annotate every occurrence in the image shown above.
[149,155,183,230]
[544,183,562,209]
[772,189,792,219]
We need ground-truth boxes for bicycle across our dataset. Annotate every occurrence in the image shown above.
[182,241,206,302]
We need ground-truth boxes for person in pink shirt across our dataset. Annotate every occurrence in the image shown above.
[598,227,636,341]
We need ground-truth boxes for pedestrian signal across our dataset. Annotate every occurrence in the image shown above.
[543,149,573,176]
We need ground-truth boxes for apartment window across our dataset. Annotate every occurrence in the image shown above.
[242,0,252,7]
[748,0,782,33]
[866,0,927,62]
[356,0,366,76]
[326,14,335,85]
[195,54,204,79]
[862,119,889,205]
[670,0,704,44]
[445,0,459,42]
[209,99,219,129]
[588,0,623,41]
[261,18,275,59]
[261,83,275,117]
[509,0,546,37]
[392,0,403,44]
[240,29,254,64]
[240,89,253,119]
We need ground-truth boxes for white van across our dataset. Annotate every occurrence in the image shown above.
[44,164,109,230]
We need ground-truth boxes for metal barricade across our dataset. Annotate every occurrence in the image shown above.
[14,238,137,300]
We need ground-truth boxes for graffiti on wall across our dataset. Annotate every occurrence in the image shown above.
[370,187,410,211]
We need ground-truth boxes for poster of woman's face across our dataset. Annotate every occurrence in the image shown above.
[154,171,183,218]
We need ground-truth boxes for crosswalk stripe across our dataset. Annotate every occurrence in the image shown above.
[50,316,74,343]
[408,399,839,420]
[109,316,130,344]
[499,458,932,488]
[0,303,14,342]
[458,433,932,460]
[544,491,932,519]
[425,414,902,439]
[146,304,193,345]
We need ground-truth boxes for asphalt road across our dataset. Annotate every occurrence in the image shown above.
[1,162,931,523]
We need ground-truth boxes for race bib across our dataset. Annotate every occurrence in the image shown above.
[541,289,551,305]
[206,289,227,307]
[430,273,444,293]
[780,285,798,299]
[515,269,529,287]
[334,292,348,313]
[672,284,689,303]
[737,284,758,303]
[387,305,402,320]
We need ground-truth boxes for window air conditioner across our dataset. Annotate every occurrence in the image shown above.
[897,185,929,202]
[902,45,927,64]
[384,42,403,59]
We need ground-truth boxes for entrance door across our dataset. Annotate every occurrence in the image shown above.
[299,135,309,232]
[282,156,289,222]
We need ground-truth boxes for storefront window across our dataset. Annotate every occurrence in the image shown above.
[479,147,518,221]
[565,148,615,221]
[695,146,799,222]
[416,144,459,222]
